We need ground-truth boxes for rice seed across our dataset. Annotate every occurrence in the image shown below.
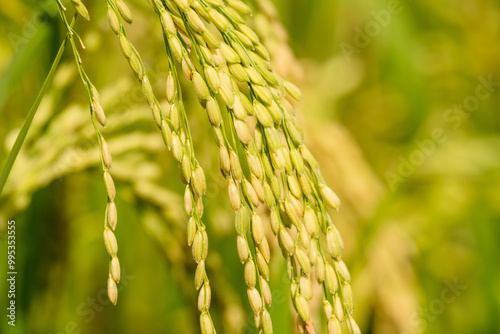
[170,102,181,130]
[235,206,248,236]
[323,300,334,320]
[107,274,118,305]
[205,0,223,6]
[295,294,310,322]
[171,133,183,161]
[299,145,319,169]
[118,33,132,58]
[308,239,317,265]
[237,235,249,263]
[229,150,243,182]
[228,0,252,15]
[192,230,204,263]
[261,277,272,306]
[286,119,303,146]
[320,184,341,211]
[187,217,196,246]
[253,85,273,105]
[219,145,231,176]
[206,97,222,126]
[128,53,143,79]
[200,312,213,334]
[264,183,276,209]
[342,282,354,313]
[161,119,173,149]
[219,75,235,107]
[256,251,269,280]
[259,237,271,263]
[107,6,121,34]
[107,201,118,230]
[182,58,193,81]
[259,65,279,86]
[198,282,212,311]
[238,24,259,44]
[103,227,118,256]
[224,6,244,24]
[304,207,319,238]
[244,259,256,287]
[186,9,205,32]
[334,294,344,322]
[269,207,280,235]
[251,175,265,203]
[299,176,312,200]
[299,274,312,301]
[195,260,206,290]
[116,0,133,24]
[328,317,342,334]
[92,100,106,127]
[208,9,229,31]
[173,0,190,11]
[168,35,184,63]
[184,185,193,215]
[201,30,220,48]
[193,72,210,101]
[247,287,263,313]
[278,227,294,256]
[160,9,177,34]
[262,309,273,334]
[251,213,264,244]
[325,263,339,294]
[231,96,246,121]
[228,179,241,211]
[166,71,176,103]
[334,259,351,283]
[230,63,250,82]
[299,224,310,250]
[295,247,311,274]
[246,66,265,86]
[110,255,121,282]
[234,119,252,145]
[284,80,303,102]
[151,102,161,127]
[326,226,343,258]
[254,101,273,127]
[233,30,253,47]
[220,42,240,63]
[264,127,281,152]
[192,165,207,196]
[243,179,259,208]
[284,199,300,227]
[103,170,116,201]
[348,316,361,334]
[72,0,90,21]
[204,66,220,92]
[315,259,325,283]
[247,153,263,180]
[287,174,302,199]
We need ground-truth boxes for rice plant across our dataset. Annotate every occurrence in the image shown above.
[0,1,360,333]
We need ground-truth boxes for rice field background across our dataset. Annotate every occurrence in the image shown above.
[1,0,499,333]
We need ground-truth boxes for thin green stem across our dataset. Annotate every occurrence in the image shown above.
[0,19,75,196]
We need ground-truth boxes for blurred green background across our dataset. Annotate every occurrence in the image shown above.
[1,0,499,333]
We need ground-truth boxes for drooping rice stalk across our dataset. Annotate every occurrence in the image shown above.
[56,0,121,305]
[142,1,360,333]
[2,0,359,333]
